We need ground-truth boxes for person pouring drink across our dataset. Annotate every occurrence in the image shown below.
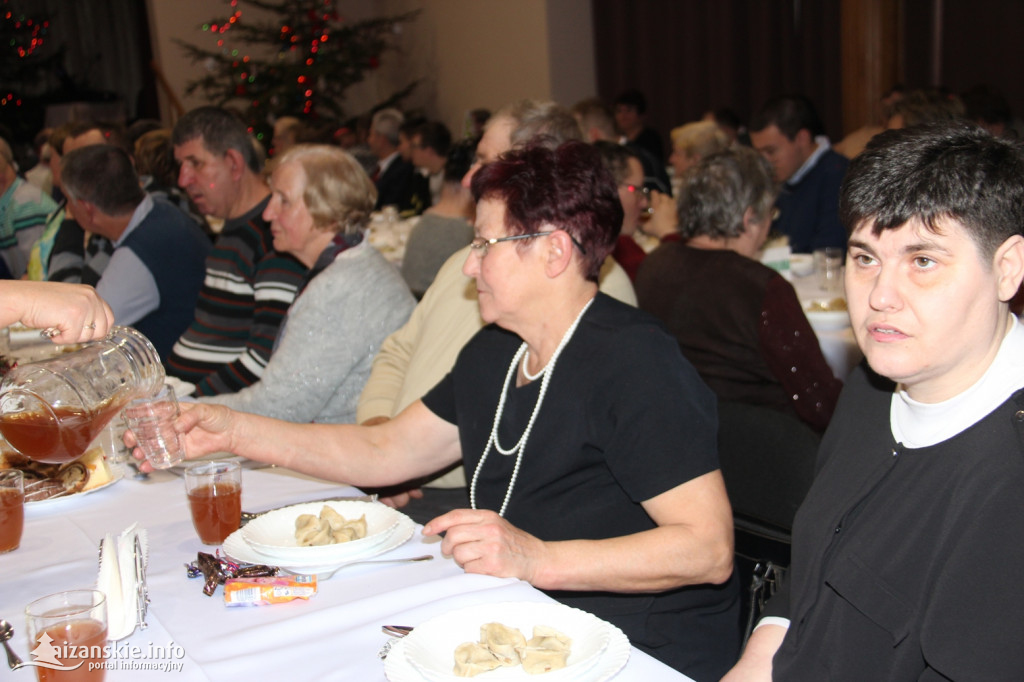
[133,141,739,680]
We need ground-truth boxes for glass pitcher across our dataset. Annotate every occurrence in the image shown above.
[0,327,164,463]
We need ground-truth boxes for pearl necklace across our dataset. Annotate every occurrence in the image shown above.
[469,297,595,517]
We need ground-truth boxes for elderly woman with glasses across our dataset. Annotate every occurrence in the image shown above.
[141,141,739,680]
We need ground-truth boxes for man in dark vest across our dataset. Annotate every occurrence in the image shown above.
[59,144,210,358]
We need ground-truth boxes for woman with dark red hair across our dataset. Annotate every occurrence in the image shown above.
[148,141,740,680]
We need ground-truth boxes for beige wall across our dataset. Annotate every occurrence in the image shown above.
[146,0,595,136]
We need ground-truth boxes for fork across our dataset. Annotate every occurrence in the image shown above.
[378,625,414,660]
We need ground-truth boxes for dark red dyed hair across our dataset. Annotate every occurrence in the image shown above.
[470,140,622,281]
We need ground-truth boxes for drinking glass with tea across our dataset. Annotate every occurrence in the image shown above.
[0,469,24,553]
[184,461,242,545]
[24,589,108,682]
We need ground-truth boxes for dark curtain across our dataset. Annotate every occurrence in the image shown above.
[903,0,1024,118]
[7,0,156,124]
[592,0,843,143]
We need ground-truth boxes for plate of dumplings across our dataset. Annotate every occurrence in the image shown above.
[223,500,414,575]
[386,601,629,682]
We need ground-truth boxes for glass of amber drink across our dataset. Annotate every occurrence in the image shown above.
[0,469,24,552]
[184,460,242,545]
[25,589,108,682]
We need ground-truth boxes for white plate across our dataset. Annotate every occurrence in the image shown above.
[241,500,402,563]
[223,512,415,577]
[805,309,851,331]
[400,602,623,682]
[384,611,629,682]
[803,298,850,331]
[25,472,122,508]
[789,254,815,277]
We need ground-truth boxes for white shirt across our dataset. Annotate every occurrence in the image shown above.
[892,315,1024,447]
[787,135,832,185]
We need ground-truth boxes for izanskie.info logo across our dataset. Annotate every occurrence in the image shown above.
[26,634,187,673]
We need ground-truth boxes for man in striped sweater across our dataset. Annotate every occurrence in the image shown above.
[165,107,306,395]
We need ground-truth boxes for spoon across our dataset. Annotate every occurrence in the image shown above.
[0,619,25,670]
[288,554,435,579]
[338,554,433,570]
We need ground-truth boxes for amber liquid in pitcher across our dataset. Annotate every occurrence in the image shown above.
[0,400,123,464]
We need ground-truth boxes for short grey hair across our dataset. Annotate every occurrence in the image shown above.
[371,108,404,146]
[677,146,777,241]
[172,106,262,174]
[498,99,583,149]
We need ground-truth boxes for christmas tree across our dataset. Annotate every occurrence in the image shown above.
[176,0,419,143]
[0,0,63,145]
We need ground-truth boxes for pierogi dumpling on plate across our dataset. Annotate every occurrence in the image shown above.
[519,626,572,674]
[452,622,572,676]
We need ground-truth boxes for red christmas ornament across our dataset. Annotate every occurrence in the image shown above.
[369,55,379,69]
[235,84,246,96]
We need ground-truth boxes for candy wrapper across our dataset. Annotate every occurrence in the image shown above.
[224,575,318,607]
[186,551,278,596]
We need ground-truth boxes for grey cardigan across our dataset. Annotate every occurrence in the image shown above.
[200,241,415,423]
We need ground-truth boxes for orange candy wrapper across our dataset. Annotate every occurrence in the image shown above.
[223,575,318,607]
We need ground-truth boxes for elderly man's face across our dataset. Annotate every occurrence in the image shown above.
[174,137,238,219]
[462,116,514,188]
[845,217,1019,403]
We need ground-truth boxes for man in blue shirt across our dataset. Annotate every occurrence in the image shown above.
[750,95,849,254]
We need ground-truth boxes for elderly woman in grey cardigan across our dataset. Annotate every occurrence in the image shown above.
[199,145,414,423]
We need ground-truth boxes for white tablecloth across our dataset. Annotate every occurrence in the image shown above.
[0,467,691,681]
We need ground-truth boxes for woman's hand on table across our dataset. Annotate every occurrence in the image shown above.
[423,509,548,584]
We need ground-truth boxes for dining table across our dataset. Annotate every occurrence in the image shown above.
[0,461,694,681]
[789,269,862,380]
[366,210,418,267]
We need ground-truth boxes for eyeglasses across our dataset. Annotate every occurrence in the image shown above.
[623,184,651,200]
[469,231,587,257]
[623,184,654,217]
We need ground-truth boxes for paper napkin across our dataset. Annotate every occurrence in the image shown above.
[96,524,149,640]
